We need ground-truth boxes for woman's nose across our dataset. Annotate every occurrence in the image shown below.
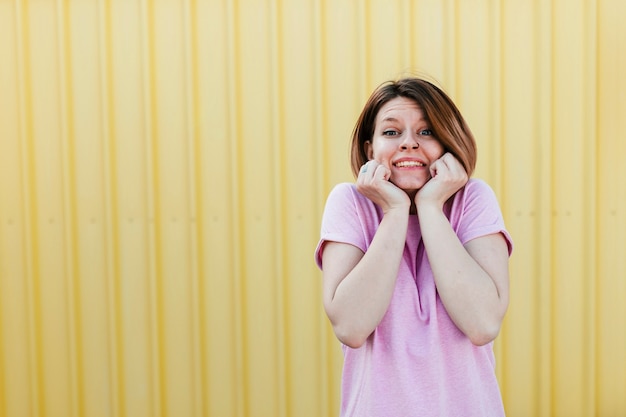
[400,133,419,149]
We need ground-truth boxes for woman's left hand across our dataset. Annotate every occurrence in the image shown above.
[415,152,468,209]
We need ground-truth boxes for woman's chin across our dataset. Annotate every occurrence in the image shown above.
[391,179,425,194]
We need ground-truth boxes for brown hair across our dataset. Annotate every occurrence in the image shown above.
[350,77,477,178]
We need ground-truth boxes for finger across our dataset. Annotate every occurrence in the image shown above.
[375,156,392,180]
[439,153,455,169]
[358,161,379,184]
[441,153,467,180]
[431,153,457,177]
[429,158,442,178]
[443,153,464,170]
[359,160,375,175]
[373,163,391,181]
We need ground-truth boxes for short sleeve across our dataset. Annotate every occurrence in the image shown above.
[314,183,380,270]
[449,179,513,256]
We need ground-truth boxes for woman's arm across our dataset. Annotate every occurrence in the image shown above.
[321,207,408,348]
[321,160,410,348]
[416,153,510,345]
[417,204,510,345]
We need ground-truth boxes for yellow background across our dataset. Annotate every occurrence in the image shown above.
[1,0,625,416]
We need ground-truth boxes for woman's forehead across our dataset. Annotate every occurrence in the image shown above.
[377,97,424,122]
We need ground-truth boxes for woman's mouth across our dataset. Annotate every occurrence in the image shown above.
[394,160,426,168]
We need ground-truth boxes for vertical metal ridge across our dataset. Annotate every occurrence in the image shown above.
[547,1,558,414]
[224,0,245,417]
[443,0,456,94]
[532,0,553,415]
[447,0,456,95]
[225,0,246,415]
[356,1,368,94]
[56,1,82,416]
[267,0,288,415]
[312,0,330,198]
[402,0,413,71]
[533,0,553,414]
[98,0,124,415]
[0,237,4,413]
[488,0,503,193]
[139,0,163,415]
[182,0,204,415]
[595,1,626,409]
[15,1,44,415]
[583,1,599,415]
[592,2,607,415]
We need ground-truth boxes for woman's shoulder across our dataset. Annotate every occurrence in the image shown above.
[329,181,357,193]
[447,178,501,217]
[324,182,382,221]
[465,177,494,192]
[326,182,370,205]
[459,178,499,202]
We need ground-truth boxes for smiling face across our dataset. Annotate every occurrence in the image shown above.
[365,96,445,197]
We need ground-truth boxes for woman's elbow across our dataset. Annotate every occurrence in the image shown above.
[332,323,370,349]
[468,331,498,347]
[467,322,502,346]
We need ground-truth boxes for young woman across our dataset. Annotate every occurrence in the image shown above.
[315,77,513,416]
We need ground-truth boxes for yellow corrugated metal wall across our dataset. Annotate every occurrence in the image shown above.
[1,0,625,416]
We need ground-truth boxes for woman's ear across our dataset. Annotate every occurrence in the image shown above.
[364,141,374,160]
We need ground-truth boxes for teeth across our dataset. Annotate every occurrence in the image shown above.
[395,161,425,167]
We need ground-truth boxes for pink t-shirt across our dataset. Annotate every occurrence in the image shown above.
[315,179,513,417]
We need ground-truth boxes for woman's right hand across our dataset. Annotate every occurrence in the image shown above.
[356,160,410,213]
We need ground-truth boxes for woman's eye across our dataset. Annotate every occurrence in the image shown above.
[383,130,399,136]
[419,129,433,136]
